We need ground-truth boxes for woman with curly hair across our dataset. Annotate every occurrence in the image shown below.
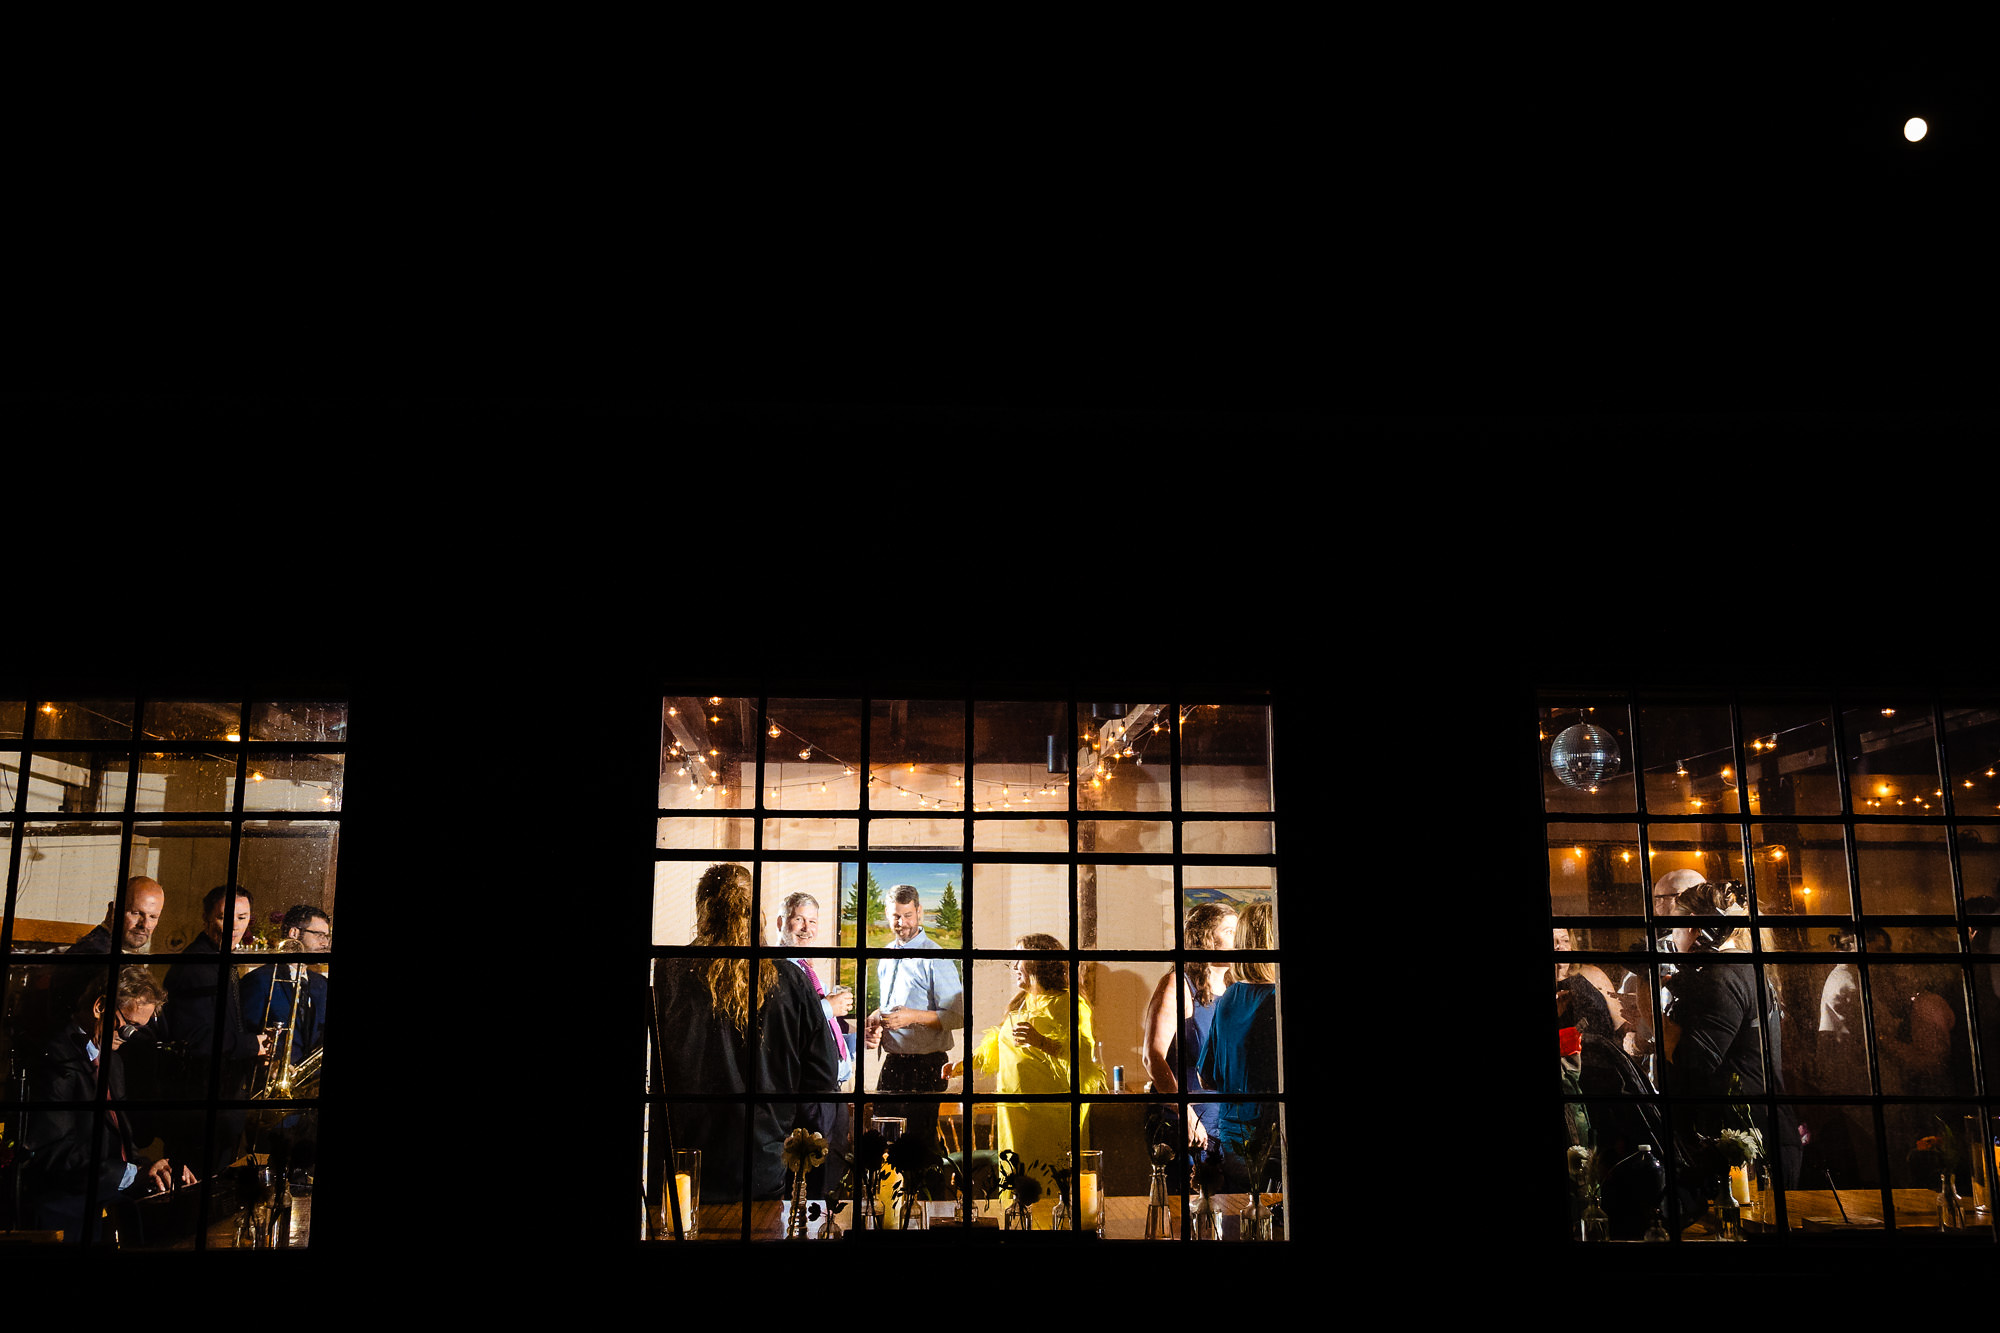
[653,864,838,1203]
[946,934,1107,1187]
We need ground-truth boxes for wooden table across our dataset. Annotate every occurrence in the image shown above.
[1682,1188,1986,1238]
[654,1193,1281,1241]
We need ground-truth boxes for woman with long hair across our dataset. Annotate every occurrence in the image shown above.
[652,864,838,1203]
[1197,900,1279,1190]
[1142,903,1238,1155]
[946,933,1107,1189]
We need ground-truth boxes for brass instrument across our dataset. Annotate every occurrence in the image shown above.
[252,940,320,1101]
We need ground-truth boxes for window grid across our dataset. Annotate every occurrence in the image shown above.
[1548,688,1998,1245]
[1,694,343,1251]
[646,685,1283,1242]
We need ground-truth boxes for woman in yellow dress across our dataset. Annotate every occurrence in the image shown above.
[946,933,1108,1189]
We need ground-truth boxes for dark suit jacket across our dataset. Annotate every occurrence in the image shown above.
[163,936,263,1065]
[48,925,117,1023]
[21,1026,141,1206]
[241,964,327,1056]
[652,957,839,1202]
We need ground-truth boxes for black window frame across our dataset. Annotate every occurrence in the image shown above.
[643,679,1290,1244]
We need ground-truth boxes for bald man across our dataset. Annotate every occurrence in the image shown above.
[69,877,166,956]
[52,877,167,1021]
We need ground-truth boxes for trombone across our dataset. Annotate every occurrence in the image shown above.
[252,939,320,1101]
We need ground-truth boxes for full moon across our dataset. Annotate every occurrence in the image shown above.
[1905,116,1928,143]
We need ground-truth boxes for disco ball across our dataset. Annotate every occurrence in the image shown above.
[1551,722,1620,790]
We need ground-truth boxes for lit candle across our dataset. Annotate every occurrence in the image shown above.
[1079,1170,1103,1230]
[878,1165,900,1228]
[671,1171,694,1233]
[1729,1163,1753,1205]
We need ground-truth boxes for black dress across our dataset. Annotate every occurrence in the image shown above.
[652,959,838,1202]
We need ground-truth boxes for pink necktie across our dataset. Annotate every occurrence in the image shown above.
[799,960,849,1060]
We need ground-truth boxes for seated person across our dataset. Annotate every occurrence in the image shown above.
[21,966,194,1241]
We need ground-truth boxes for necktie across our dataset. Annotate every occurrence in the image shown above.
[90,1054,128,1162]
[799,960,848,1059]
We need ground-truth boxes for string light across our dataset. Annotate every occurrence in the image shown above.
[799,747,812,761]
[667,706,678,716]
[768,724,781,737]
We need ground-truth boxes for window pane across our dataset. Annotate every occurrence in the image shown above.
[973,699,1069,818]
[10,822,128,946]
[868,699,963,812]
[970,862,1068,951]
[33,700,133,741]
[1748,821,1850,916]
[1868,963,1974,1097]
[245,700,348,743]
[1854,823,1954,914]
[1845,702,1943,815]
[1776,960,1871,1095]
[1942,705,2000,813]
[134,751,239,813]
[1183,821,1271,854]
[1639,702,1739,816]
[761,817,858,852]
[241,753,343,812]
[239,822,339,941]
[1541,701,1633,813]
[661,695,756,811]
[1086,863,1175,950]
[1079,702,1170,812]
[1181,703,1272,813]
[1740,701,1842,816]
[973,818,1067,852]
[766,698,862,810]
[656,817,752,851]
[22,752,131,814]
[1548,823,1643,916]
[1647,822,1747,917]
[141,700,242,743]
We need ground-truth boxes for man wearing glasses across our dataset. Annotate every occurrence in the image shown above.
[241,904,329,1194]
[243,904,330,1063]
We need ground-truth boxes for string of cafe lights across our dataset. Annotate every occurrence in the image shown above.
[24,701,339,805]
[664,698,1213,808]
[1543,705,2000,812]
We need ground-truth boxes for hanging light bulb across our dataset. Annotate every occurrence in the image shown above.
[667,706,678,716]
[768,724,781,738]
[799,747,812,761]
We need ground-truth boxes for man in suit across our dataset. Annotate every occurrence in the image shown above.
[242,903,330,1062]
[163,885,269,1178]
[780,891,849,1193]
[241,903,329,1190]
[22,966,193,1241]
